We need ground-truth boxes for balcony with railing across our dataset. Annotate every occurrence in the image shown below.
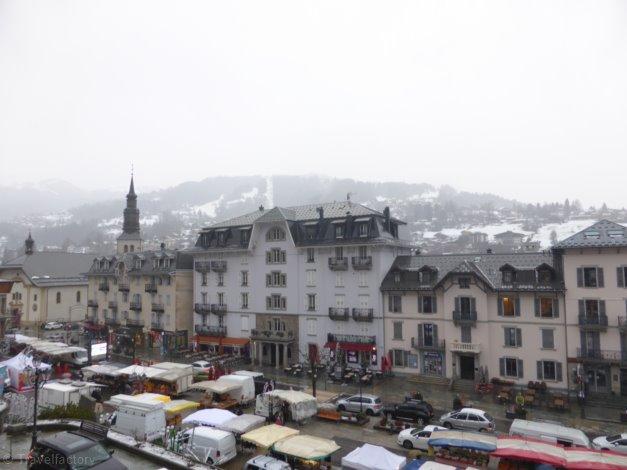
[620,316,627,331]
[328,257,348,271]
[126,316,144,327]
[105,316,120,326]
[412,337,445,351]
[194,261,211,273]
[211,304,227,315]
[98,282,109,292]
[452,310,477,326]
[352,308,374,322]
[151,302,165,312]
[449,341,481,354]
[145,283,158,293]
[195,325,227,337]
[328,307,349,321]
[351,256,372,270]
[194,303,211,315]
[250,329,295,342]
[576,348,626,364]
[118,282,130,292]
[151,320,165,330]
[129,300,142,311]
[211,260,227,272]
[108,301,118,310]
[87,299,98,308]
[578,314,608,330]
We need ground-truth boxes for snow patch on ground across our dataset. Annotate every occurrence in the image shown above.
[193,195,224,217]
[98,217,122,227]
[226,187,259,206]
[140,215,159,226]
[264,176,274,208]
[534,219,598,247]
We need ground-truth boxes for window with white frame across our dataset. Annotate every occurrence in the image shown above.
[241,292,249,309]
[241,315,249,331]
[335,271,344,287]
[201,272,207,286]
[537,360,562,381]
[217,273,224,286]
[358,294,370,308]
[335,225,344,238]
[217,292,225,305]
[306,248,315,263]
[358,271,368,287]
[500,357,523,378]
[266,294,286,310]
[504,327,522,347]
[577,266,604,288]
[335,247,344,259]
[241,271,248,286]
[358,246,368,258]
[307,294,316,311]
[267,226,286,241]
[335,294,345,307]
[393,349,410,367]
[266,248,287,264]
[541,328,554,349]
[419,295,436,313]
[358,224,368,237]
[306,269,316,287]
[389,294,402,313]
[393,321,403,340]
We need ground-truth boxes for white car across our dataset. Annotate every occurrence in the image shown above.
[397,424,447,450]
[43,321,64,330]
[592,433,627,453]
[191,360,212,374]
[439,407,495,432]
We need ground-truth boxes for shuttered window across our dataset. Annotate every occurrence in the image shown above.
[541,329,554,349]
[536,360,562,381]
[504,327,522,347]
[499,357,524,378]
[577,267,604,288]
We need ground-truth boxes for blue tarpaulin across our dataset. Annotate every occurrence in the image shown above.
[427,437,496,452]
[403,459,459,470]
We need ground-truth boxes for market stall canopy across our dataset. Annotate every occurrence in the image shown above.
[403,459,457,470]
[218,414,265,434]
[188,380,239,394]
[342,443,406,470]
[117,364,166,378]
[428,430,497,452]
[566,448,627,470]
[182,408,237,427]
[241,424,299,448]
[163,400,199,415]
[81,364,122,377]
[0,352,51,371]
[10,335,86,357]
[109,393,171,406]
[265,389,316,404]
[273,434,340,461]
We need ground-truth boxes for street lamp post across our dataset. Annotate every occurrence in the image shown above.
[30,356,44,448]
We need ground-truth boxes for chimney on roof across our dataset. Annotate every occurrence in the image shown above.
[25,232,35,256]
[383,206,391,231]
[259,205,264,212]
[316,206,324,219]
[160,242,166,251]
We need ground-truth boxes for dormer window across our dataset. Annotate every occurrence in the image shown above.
[394,272,401,283]
[584,230,600,239]
[267,227,286,241]
[134,259,142,269]
[217,232,225,244]
[240,229,249,246]
[608,229,624,239]
[502,270,514,284]
[538,269,552,285]
[306,226,316,240]
[459,277,470,289]
[335,225,344,239]
[358,223,368,237]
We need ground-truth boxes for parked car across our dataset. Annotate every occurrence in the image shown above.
[244,455,292,470]
[397,424,447,450]
[42,321,64,330]
[592,434,627,453]
[383,400,434,424]
[178,426,237,465]
[46,333,65,343]
[509,419,590,448]
[439,407,495,432]
[27,431,127,469]
[336,394,383,416]
[191,360,212,374]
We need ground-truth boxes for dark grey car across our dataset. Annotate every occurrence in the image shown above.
[27,431,127,470]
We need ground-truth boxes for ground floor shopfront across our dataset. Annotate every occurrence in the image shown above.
[109,326,189,357]
[195,334,250,357]
[325,334,379,369]
[250,338,295,369]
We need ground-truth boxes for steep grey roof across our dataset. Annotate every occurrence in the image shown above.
[494,231,526,239]
[382,251,560,291]
[207,201,388,229]
[554,220,627,249]
[0,252,93,287]
[87,249,193,277]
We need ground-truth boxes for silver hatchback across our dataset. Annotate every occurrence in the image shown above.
[439,407,495,432]
[336,394,383,415]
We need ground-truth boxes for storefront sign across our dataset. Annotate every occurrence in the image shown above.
[328,334,375,344]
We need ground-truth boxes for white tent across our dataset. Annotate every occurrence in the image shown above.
[218,414,266,434]
[341,443,406,470]
[0,352,52,392]
[182,408,237,427]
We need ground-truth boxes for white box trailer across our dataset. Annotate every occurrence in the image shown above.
[151,362,194,394]
[38,381,103,410]
[109,394,167,442]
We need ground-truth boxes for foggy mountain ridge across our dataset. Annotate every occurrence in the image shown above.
[0,175,614,256]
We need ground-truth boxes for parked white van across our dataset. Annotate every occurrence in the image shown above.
[509,419,591,448]
[178,426,237,466]
[110,398,166,442]
[38,381,102,410]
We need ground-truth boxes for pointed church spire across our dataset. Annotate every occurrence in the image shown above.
[25,231,34,255]
[128,175,136,197]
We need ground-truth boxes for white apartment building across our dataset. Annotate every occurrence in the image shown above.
[382,252,567,389]
[190,202,412,369]
[554,220,627,396]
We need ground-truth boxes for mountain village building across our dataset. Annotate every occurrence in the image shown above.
[381,252,567,389]
[190,202,412,369]
[0,234,92,328]
[86,178,193,354]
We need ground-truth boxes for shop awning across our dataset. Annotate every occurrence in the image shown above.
[241,424,300,448]
[195,336,250,347]
[195,335,222,345]
[324,341,376,352]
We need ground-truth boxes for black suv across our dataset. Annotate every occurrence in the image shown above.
[27,431,127,470]
[383,400,434,424]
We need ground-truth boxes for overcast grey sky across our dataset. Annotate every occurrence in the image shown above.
[1,1,626,206]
